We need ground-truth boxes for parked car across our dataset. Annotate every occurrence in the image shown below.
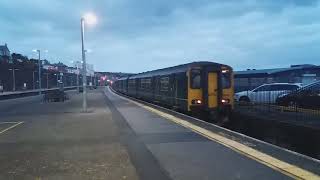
[276,81,320,109]
[235,83,301,103]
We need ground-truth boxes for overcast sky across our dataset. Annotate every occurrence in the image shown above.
[0,0,319,72]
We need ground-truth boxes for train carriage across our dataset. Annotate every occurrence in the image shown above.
[113,61,234,122]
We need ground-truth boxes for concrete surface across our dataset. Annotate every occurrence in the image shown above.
[105,88,291,180]
[0,89,139,180]
[0,87,318,180]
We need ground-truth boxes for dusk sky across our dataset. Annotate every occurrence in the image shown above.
[0,0,319,73]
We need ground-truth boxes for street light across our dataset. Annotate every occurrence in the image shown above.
[44,73,49,89]
[8,68,19,91]
[32,71,37,89]
[81,12,97,112]
[32,49,48,94]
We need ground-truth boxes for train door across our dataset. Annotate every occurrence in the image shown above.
[207,72,219,109]
[174,74,178,106]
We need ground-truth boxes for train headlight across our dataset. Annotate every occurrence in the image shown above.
[222,69,229,73]
[221,99,230,104]
[192,99,202,105]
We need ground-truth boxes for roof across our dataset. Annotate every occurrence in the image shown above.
[235,64,320,76]
[129,61,231,79]
[0,45,9,52]
[259,83,302,86]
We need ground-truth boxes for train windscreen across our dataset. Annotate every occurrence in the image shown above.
[221,70,231,89]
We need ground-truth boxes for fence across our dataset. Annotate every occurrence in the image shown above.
[234,82,320,125]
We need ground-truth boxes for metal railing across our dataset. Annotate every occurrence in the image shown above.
[234,88,320,126]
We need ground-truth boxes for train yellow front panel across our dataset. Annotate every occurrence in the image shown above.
[208,72,218,108]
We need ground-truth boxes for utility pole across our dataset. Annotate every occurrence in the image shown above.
[37,50,41,94]
[80,13,97,112]
[81,18,87,112]
[8,68,19,91]
[46,73,49,89]
[32,71,37,89]
[76,62,80,91]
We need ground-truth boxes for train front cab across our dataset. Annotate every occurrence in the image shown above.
[188,65,234,123]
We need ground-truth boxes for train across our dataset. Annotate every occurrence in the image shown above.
[112,61,234,123]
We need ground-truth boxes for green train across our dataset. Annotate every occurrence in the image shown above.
[112,61,234,123]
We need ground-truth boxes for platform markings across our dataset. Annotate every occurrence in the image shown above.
[0,121,23,124]
[0,121,24,135]
[108,88,320,180]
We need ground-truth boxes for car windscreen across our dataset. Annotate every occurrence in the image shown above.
[297,81,320,92]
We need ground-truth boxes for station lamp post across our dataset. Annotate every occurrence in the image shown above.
[8,68,19,91]
[80,12,97,112]
[33,49,48,94]
[32,71,37,89]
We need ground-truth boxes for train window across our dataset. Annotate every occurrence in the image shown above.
[160,77,169,91]
[128,79,136,89]
[191,69,201,89]
[145,78,151,89]
[221,70,231,89]
[140,78,151,89]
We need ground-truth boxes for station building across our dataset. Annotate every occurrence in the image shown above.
[234,64,320,92]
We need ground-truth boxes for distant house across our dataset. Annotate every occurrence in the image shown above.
[0,43,11,57]
[0,43,11,62]
[234,64,320,92]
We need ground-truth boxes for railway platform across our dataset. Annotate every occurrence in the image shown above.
[0,87,319,179]
[105,87,320,180]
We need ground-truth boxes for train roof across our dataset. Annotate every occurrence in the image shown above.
[128,61,231,79]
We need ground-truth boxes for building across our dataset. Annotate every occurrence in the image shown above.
[0,43,11,60]
[72,61,95,76]
[234,64,320,92]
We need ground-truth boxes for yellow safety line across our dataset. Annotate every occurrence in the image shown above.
[0,121,24,135]
[109,88,320,180]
